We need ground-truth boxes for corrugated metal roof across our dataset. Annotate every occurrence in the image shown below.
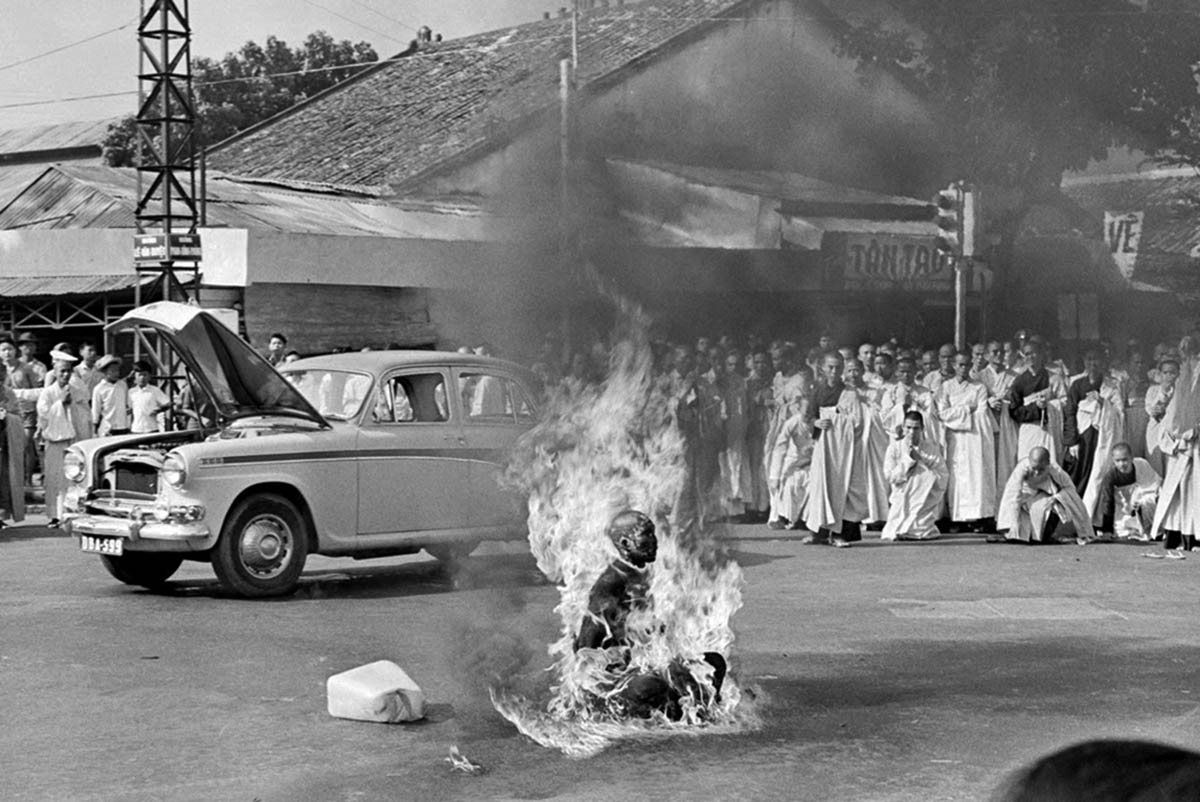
[0,164,49,214]
[0,119,117,156]
[0,164,496,240]
[208,0,758,190]
[624,160,931,208]
[0,274,154,297]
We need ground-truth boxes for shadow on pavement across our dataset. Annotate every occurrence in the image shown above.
[730,548,797,567]
[141,551,548,602]
[0,524,71,542]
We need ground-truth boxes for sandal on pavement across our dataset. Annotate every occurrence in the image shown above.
[831,538,851,548]
[1141,551,1166,559]
[1166,550,1186,560]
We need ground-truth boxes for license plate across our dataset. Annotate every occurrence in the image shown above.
[80,535,124,556]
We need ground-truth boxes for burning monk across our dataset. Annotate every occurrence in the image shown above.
[574,510,726,720]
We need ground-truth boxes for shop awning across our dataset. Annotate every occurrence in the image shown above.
[0,273,156,298]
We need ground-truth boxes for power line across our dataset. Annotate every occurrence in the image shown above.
[0,90,133,110]
[4,5,1198,111]
[295,0,409,45]
[0,16,138,74]
[345,0,419,34]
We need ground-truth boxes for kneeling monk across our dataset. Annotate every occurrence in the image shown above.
[997,447,1095,543]
[881,411,949,541]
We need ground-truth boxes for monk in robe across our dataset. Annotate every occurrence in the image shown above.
[996,447,1095,544]
[936,351,997,528]
[844,357,890,526]
[764,346,810,527]
[1009,341,1066,466]
[880,356,943,450]
[767,399,814,529]
[1144,356,1179,477]
[881,411,949,541]
[1095,442,1159,540]
[803,352,865,547]
[1063,349,1126,518]
[1150,338,1200,552]
[717,351,753,519]
[745,350,774,520]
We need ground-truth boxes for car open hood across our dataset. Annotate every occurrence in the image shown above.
[108,301,326,427]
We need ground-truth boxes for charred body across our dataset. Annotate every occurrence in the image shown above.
[573,511,726,721]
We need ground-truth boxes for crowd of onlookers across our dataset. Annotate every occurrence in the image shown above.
[10,319,1199,556]
[529,328,1199,552]
[0,332,204,528]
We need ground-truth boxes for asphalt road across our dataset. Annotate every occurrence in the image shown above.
[5,515,1199,802]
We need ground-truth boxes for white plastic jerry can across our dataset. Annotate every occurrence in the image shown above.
[326,660,426,723]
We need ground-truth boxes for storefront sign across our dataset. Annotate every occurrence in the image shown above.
[832,233,954,292]
[1103,211,1142,279]
[134,233,202,263]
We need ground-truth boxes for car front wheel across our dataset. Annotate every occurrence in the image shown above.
[100,552,184,588]
[212,494,309,598]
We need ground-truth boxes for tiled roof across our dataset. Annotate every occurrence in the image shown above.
[1061,167,1200,296]
[208,0,757,191]
[1061,167,1200,256]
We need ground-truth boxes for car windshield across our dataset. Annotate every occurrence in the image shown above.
[282,369,373,421]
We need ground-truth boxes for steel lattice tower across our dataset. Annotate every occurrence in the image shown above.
[134,0,199,305]
[129,0,200,428]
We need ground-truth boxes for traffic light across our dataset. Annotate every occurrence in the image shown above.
[933,183,976,258]
[934,185,961,256]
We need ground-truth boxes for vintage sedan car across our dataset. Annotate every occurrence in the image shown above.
[63,301,538,598]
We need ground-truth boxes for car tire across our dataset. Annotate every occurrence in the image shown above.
[425,540,480,567]
[100,552,184,588]
[212,494,309,598]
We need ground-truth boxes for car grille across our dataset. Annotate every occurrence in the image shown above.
[100,463,158,498]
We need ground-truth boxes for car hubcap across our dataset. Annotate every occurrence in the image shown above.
[238,514,292,579]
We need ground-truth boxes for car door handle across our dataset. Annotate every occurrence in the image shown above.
[444,434,467,445]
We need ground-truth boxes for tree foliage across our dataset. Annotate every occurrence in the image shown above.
[102,31,377,166]
[832,0,1200,198]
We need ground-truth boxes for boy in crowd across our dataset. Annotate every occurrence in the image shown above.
[129,361,172,434]
[91,355,130,436]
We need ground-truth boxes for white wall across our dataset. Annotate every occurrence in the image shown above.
[0,229,134,276]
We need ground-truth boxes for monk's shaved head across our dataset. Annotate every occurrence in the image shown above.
[1030,447,1051,467]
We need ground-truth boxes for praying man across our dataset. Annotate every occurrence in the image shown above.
[881,411,949,541]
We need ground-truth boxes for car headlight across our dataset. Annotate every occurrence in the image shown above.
[161,454,187,488]
[64,449,86,483]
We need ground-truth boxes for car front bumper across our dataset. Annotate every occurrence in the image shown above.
[65,514,214,551]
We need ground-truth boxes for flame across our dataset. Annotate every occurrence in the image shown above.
[493,294,758,758]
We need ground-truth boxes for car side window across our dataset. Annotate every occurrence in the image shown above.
[374,372,448,423]
[462,372,535,424]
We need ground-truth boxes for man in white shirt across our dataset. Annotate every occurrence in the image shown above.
[91,354,130,436]
[73,342,103,395]
[129,361,172,434]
